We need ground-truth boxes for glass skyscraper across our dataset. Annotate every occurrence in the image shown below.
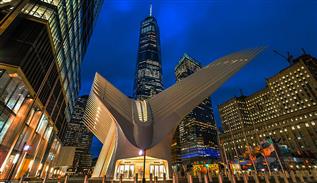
[133,10,163,100]
[173,54,219,164]
[0,0,103,180]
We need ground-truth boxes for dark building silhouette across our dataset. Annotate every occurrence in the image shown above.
[0,0,103,179]
[133,8,163,100]
[63,96,93,174]
[173,54,219,165]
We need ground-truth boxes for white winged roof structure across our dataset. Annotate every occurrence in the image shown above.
[83,47,264,177]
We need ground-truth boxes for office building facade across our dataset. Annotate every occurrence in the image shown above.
[62,96,92,174]
[0,0,103,180]
[173,54,219,164]
[219,54,317,163]
[133,12,163,100]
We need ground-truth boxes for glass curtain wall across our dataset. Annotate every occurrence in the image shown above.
[0,69,59,180]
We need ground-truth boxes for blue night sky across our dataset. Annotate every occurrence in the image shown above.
[80,0,317,157]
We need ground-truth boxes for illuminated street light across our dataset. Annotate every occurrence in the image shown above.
[23,145,31,151]
[138,150,143,156]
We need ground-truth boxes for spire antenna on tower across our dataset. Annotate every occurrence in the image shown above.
[149,3,152,16]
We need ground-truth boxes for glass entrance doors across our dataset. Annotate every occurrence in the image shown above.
[116,164,135,179]
[149,164,166,178]
[114,156,169,180]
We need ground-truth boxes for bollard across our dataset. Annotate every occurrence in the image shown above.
[296,171,305,183]
[236,173,241,181]
[313,169,317,182]
[119,174,123,183]
[19,176,24,183]
[150,173,153,183]
[173,173,176,183]
[84,174,88,183]
[305,170,312,182]
[135,173,138,183]
[175,173,179,183]
[64,175,68,183]
[154,176,158,183]
[163,173,166,183]
[264,173,270,183]
[243,174,248,183]
[57,175,62,183]
[187,173,193,183]
[231,173,237,183]
[227,172,232,182]
[218,173,223,183]
[290,170,297,183]
[252,173,259,183]
[204,174,208,183]
[198,172,202,183]
[273,173,280,183]
[102,175,105,183]
[207,171,213,182]
[280,171,289,183]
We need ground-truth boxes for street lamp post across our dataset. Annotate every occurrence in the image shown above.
[142,149,146,183]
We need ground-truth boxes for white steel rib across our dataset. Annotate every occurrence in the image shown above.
[84,47,264,150]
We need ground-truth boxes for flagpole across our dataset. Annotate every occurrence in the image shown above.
[217,127,230,175]
[261,119,284,173]
[247,145,257,172]
[262,153,272,175]
[241,126,257,172]
[270,137,285,172]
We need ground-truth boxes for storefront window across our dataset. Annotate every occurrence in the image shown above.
[6,83,26,111]
[3,77,18,105]
[36,115,48,135]
[116,164,135,179]
[150,164,166,178]
[0,71,11,102]
[0,115,14,144]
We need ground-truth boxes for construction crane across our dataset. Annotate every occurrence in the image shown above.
[273,50,294,65]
